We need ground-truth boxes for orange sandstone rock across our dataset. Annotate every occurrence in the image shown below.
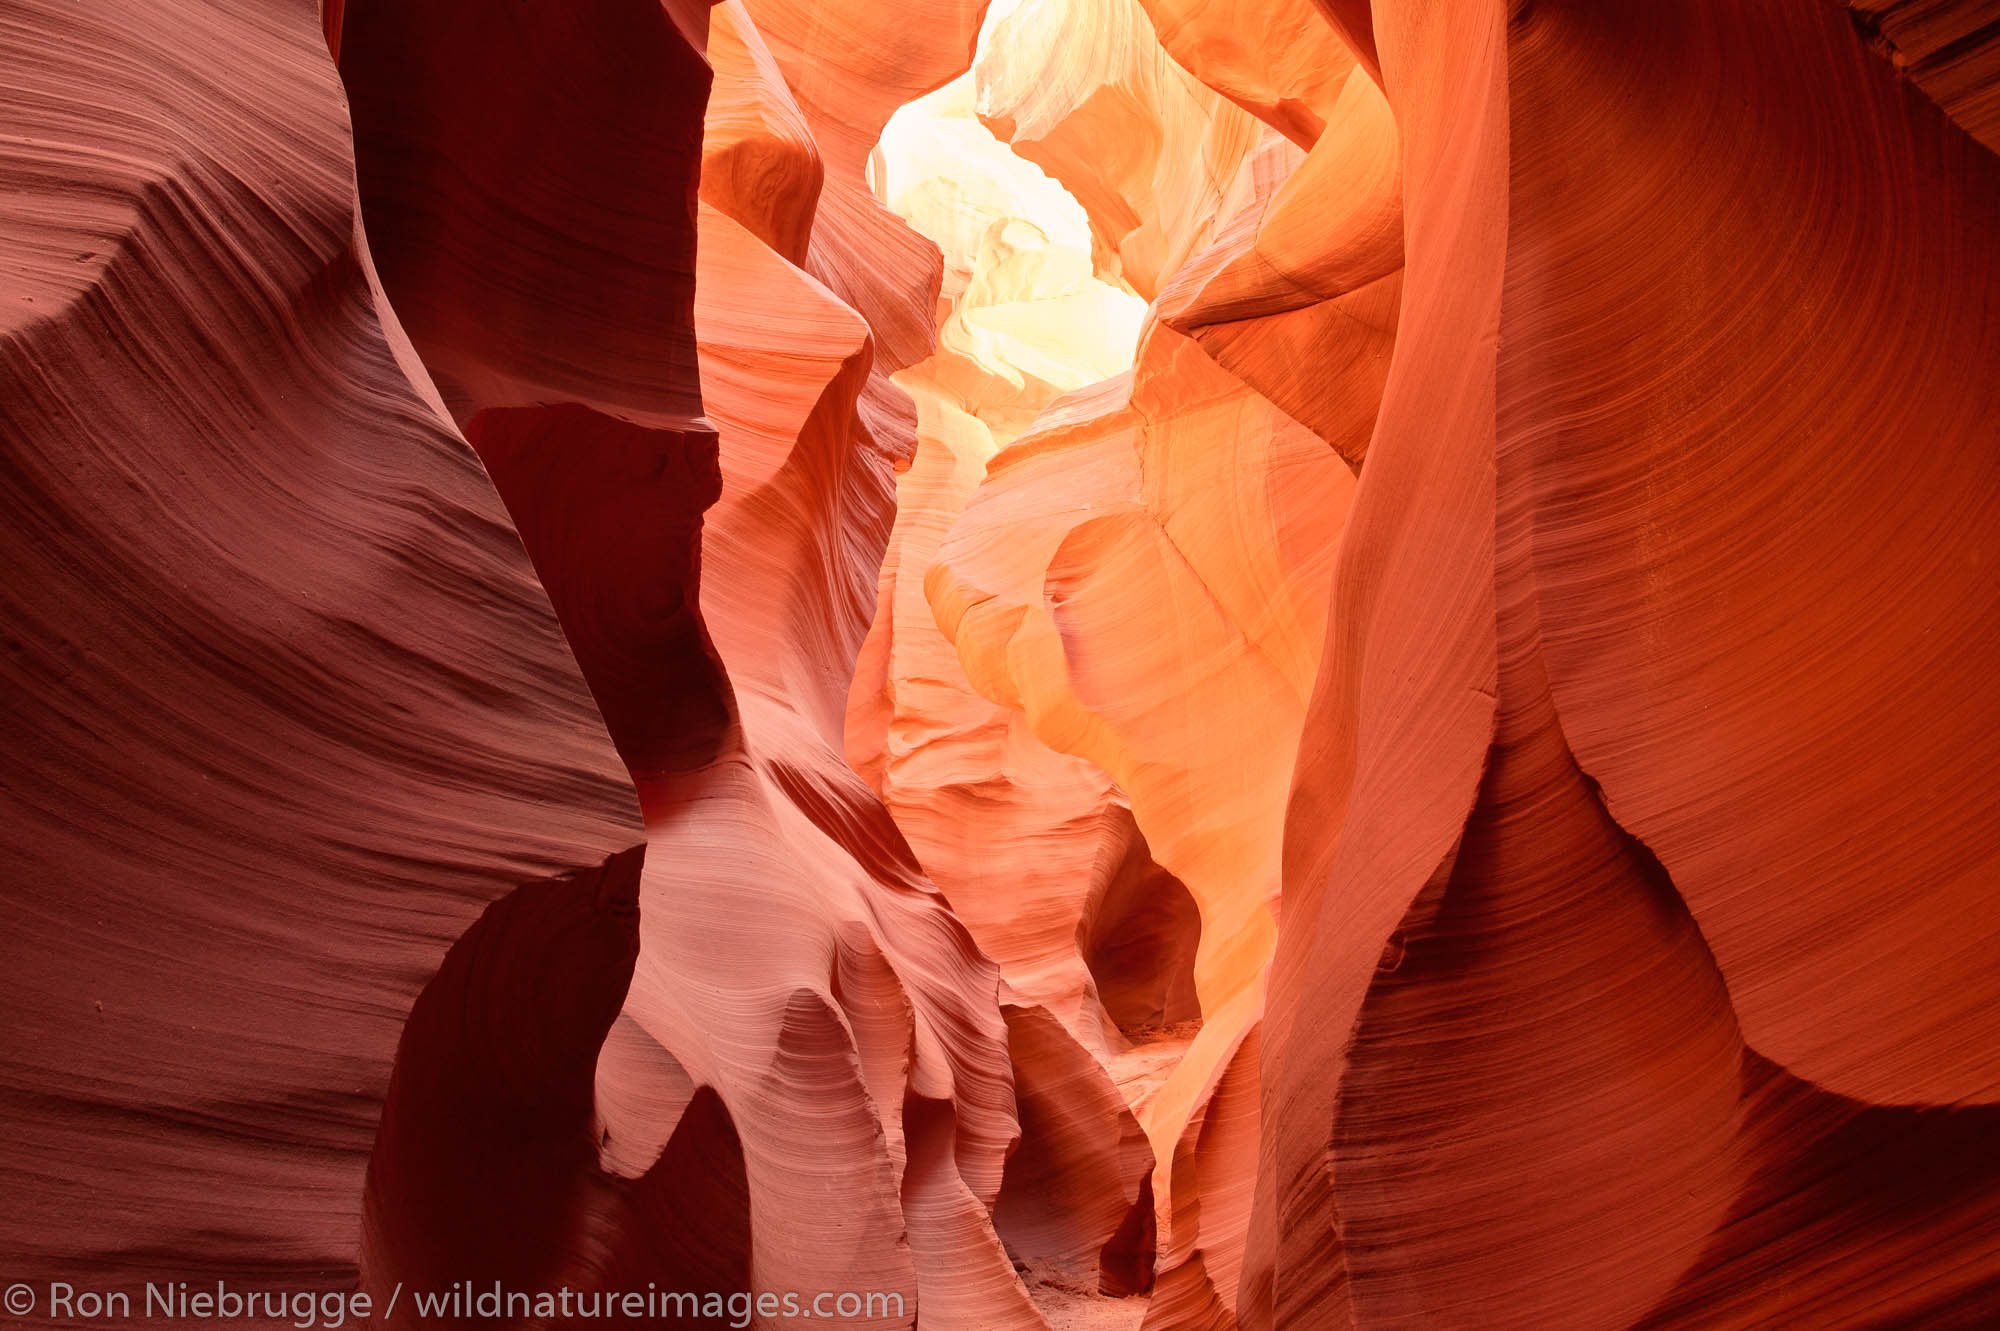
[1255,2,2000,1328]
[704,0,825,266]
[9,0,2000,1326]
[926,324,1356,1325]
[973,0,1266,297]
[1158,68,1402,468]
[341,2,1054,1324]
[855,63,1162,1068]
[1132,0,1356,146]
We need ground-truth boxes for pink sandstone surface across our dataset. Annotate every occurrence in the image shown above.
[1,0,1997,1326]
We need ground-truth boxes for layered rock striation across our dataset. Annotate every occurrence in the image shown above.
[1,0,1996,1328]
[0,0,644,1313]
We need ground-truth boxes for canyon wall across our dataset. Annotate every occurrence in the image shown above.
[0,0,645,1310]
[1253,0,2000,1327]
[859,0,2000,1326]
[339,1,1093,1325]
[0,0,1996,1327]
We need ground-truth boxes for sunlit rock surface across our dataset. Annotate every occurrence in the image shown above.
[341,1,1063,1325]
[924,324,1356,1323]
[1157,67,1402,469]
[1132,0,1355,146]
[856,62,1153,1062]
[874,1,2000,1327]
[972,0,1266,299]
[859,5,1368,1322]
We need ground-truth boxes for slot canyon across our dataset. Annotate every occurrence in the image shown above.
[2,0,1999,1327]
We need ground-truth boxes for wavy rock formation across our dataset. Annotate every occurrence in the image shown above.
[932,331,1353,1029]
[853,60,1174,1319]
[6,0,1999,1326]
[847,13,1392,1322]
[854,65,1148,1059]
[850,13,1374,1323]
[1255,1,2000,1328]
[926,326,1355,1325]
[1132,0,1355,146]
[1845,0,2000,152]
[0,0,642,1315]
[1156,66,1402,469]
[973,0,1266,298]
[337,2,741,1315]
[338,1,1091,1325]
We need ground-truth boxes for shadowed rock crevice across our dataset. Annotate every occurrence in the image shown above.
[360,849,646,1327]
[1081,823,1203,1037]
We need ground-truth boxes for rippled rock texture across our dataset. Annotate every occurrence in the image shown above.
[1254,1,2000,1328]
[3,0,1998,1327]
[0,0,645,1307]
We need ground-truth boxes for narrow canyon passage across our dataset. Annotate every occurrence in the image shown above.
[3,1,2000,1330]
[846,4,1378,1320]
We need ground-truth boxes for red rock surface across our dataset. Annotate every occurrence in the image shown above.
[4,0,1998,1327]
[340,2,1094,1324]
[1845,0,2000,153]
[0,0,642,1313]
[1255,1,2000,1328]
